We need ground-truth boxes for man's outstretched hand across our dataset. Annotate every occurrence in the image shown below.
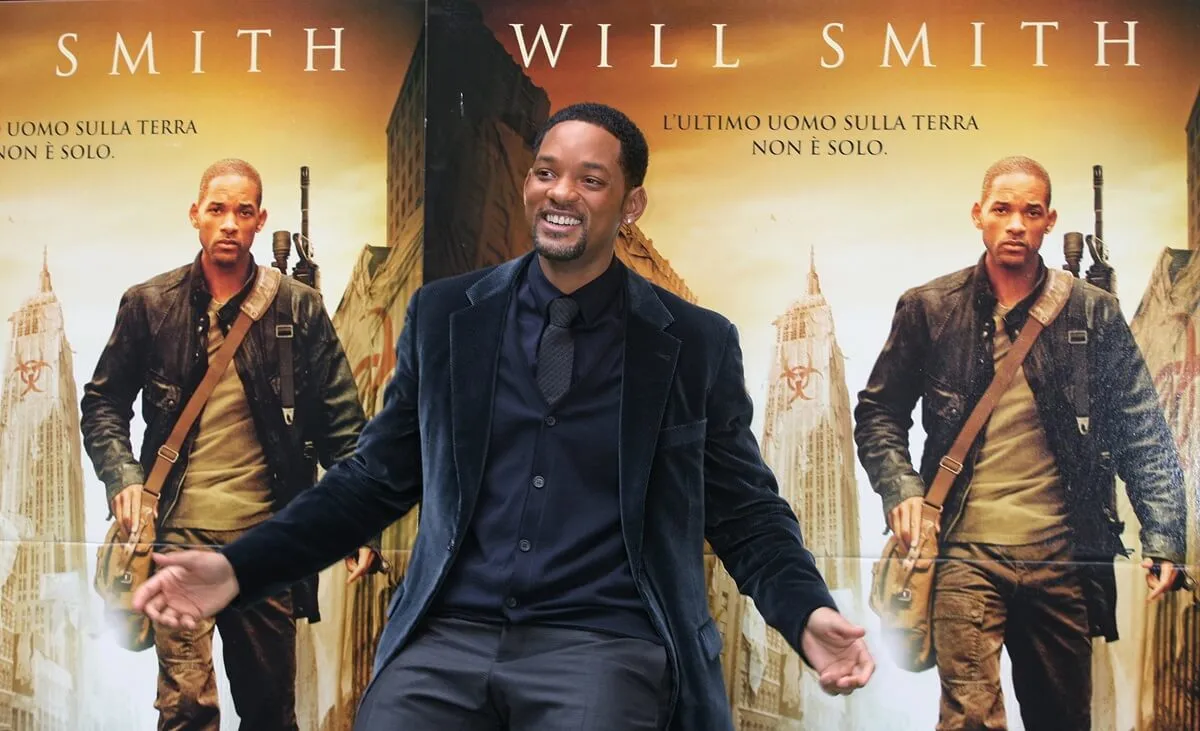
[800,607,876,696]
[132,550,240,630]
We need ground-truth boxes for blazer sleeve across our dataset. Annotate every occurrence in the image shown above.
[222,289,426,605]
[702,322,838,663]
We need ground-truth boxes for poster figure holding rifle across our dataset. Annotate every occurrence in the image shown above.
[857,156,1188,731]
[80,158,379,731]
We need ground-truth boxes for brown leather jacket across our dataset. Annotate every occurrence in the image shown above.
[854,255,1187,639]
[80,255,369,621]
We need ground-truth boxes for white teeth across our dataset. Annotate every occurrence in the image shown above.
[545,213,581,226]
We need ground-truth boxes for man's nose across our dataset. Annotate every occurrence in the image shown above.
[547,178,578,204]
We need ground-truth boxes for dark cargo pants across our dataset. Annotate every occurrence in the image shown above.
[153,527,299,731]
[932,535,1092,731]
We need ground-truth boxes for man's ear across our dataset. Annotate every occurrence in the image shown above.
[622,186,648,225]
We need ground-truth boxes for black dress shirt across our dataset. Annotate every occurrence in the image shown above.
[432,255,659,642]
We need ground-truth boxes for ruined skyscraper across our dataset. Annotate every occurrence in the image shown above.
[1121,86,1200,731]
[760,249,861,593]
[0,252,88,731]
[762,249,863,730]
[707,250,864,729]
[387,28,426,250]
[425,0,551,281]
[294,25,430,731]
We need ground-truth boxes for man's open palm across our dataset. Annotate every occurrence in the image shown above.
[800,607,876,696]
[132,551,240,630]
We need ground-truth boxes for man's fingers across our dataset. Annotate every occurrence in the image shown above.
[816,640,874,696]
[151,551,187,569]
[1146,574,1164,601]
[852,645,876,686]
[819,615,866,643]
[1143,560,1177,602]
[833,622,866,641]
[1147,565,1172,601]
[115,495,130,532]
[157,605,180,630]
[820,671,856,696]
[131,577,157,611]
[897,506,908,550]
[143,592,169,622]
[345,561,368,584]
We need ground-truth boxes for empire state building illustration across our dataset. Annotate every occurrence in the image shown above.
[0,252,88,731]
[707,250,863,729]
[760,250,861,595]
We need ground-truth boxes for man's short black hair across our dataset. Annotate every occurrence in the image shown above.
[532,102,649,189]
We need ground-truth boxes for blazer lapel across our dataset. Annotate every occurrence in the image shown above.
[449,253,530,529]
[619,271,680,569]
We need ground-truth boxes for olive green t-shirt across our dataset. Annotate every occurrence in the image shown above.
[947,303,1070,545]
[164,300,275,530]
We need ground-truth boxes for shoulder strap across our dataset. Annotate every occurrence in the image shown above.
[924,269,1074,509]
[1065,289,1091,435]
[275,280,296,426]
[140,266,282,511]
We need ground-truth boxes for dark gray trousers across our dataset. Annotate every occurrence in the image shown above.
[354,617,671,730]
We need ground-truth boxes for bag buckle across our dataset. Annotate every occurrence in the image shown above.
[157,445,180,464]
[276,324,294,339]
[938,455,963,475]
[1068,329,1088,345]
[282,407,295,425]
[897,588,912,605]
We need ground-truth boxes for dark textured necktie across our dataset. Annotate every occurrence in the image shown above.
[536,296,579,406]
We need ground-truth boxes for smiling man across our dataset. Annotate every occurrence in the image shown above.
[128,104,875,730]
[80,157,375,731]
[854,155,1188,730]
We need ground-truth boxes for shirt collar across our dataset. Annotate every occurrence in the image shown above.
[527,253,625,326]
[188,252,259,322]
[972,252,1048,320]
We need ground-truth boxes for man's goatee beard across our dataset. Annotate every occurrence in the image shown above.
[533,233,587,262]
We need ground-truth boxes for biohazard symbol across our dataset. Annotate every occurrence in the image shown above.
[14,358,51,397]
[352,308,397,392]
[779,356,822,404]
[1153,321,1200,451]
